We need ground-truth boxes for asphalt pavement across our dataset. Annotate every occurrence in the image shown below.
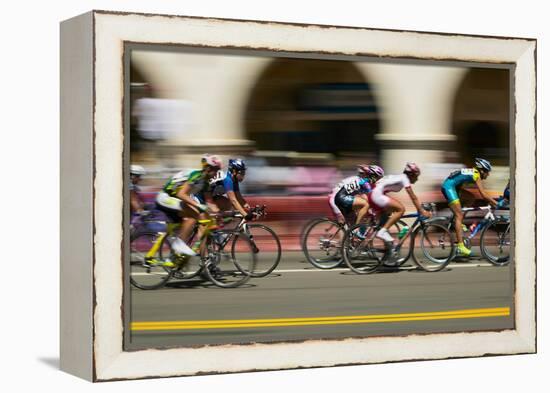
[128,250,514,349]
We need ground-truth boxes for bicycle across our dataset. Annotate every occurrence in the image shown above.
[201,206,282,277]
[342,203,455,274]
[129,212,257,289]
[301,214,407,270]
[446,205,511,266]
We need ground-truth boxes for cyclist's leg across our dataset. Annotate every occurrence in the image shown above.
[441,184,465,245]
[381,198,405,230]
[180,205,199,240]
[328,191,345,224]
[352,194,370,225]
[449,201,464,243]
[155,193,196,257]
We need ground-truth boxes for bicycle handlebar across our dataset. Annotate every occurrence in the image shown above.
[211,205,267,221]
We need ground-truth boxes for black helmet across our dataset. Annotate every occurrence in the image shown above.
[228,158,247,172]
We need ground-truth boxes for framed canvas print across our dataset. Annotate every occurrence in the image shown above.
[60,10,536,382]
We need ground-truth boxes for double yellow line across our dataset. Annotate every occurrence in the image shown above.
[131,307,510,332]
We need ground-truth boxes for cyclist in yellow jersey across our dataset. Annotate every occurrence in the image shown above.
[441,158,498,256]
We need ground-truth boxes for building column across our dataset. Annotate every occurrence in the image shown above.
[357,63,468,191]
[132,52,271,166]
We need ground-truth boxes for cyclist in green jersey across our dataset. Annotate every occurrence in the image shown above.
[156,154,222,258]
[441,158,498,256]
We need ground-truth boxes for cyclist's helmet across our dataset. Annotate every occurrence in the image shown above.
[130,164,146,176]
[201,154,223,169]
[228,158,247,172]
[474,157,492,172]
[357,164,371,177]
[368,165,384,181]
[404,162,421,176]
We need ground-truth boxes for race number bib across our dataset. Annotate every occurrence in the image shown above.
[344,179,360,194]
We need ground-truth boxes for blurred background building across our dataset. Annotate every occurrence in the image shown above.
[130,50,510,198]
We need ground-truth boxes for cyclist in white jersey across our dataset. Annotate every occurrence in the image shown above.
[368,162,431,245]
[130,164,146,215]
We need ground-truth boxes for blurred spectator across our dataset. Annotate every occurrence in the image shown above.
[133,97,193,141]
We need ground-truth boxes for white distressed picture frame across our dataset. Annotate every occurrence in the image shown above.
[60,10,536,382]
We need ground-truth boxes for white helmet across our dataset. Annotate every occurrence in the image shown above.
[201,154,223,169]
[474,158,492,172]
[130,164,146,176]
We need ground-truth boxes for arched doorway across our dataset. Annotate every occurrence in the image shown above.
[244,58,381,164]
[451,68,510,167]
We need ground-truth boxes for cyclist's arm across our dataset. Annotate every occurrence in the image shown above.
[405,187,431,218]
[176,183,203,210]
[235,191,250,209]
[204,191,219,213]
[227,190,248,217]
[474,178,498,207]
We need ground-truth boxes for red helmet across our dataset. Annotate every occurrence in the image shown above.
[404,162,421,176]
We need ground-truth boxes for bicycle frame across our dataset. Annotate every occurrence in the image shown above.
[460,206,494,242]
[447,205,495,244]
[144,222,180,259]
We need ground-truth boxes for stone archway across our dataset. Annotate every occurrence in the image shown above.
[244,58,381,164]
[451,68,510,167]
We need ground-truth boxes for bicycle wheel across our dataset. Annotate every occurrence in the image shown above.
[342,223,383,274]
[412,223,454,272]
[203,230,256,288]
[129,232,173,290]
[238,224,281,277]
[302,218,345,269]
[480,218,511,266]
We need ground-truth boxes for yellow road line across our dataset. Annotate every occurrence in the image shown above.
[131,307,510,331]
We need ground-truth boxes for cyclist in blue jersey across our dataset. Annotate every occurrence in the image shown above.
[210,158,253,220]
[503,180,510,202]
[441,157,498,256]
[329,164,385,228]
[494,179,511,209]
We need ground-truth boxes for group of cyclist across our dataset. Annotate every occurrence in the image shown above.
[131,155,251,259]
[131,154,506,261]
[329,157,504,257]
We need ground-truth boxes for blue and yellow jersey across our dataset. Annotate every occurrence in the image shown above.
[444,168,480,189]
[162,169,208,197]
[441,168,480,205]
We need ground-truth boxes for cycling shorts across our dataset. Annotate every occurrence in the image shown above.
[334,189,355,215]
[156,191,204,221]
[367,187,391,211]
[441,180,460,205]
